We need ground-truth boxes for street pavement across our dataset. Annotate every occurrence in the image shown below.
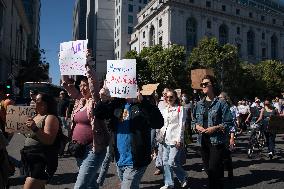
[6,132,284,189]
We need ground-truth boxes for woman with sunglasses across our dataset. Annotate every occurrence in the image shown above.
[254,99,279,159]
[192,75,233,189]
[159,89,188,189]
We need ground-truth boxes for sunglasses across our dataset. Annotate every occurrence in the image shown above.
[166,96,174,99]
[200,82,211,88]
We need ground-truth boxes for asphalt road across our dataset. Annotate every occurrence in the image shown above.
[6,132,284,189]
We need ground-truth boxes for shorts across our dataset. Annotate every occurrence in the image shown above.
[21,146,58,181]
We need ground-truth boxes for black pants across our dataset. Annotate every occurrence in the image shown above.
[201,135,225,189]
[224,148,233,177]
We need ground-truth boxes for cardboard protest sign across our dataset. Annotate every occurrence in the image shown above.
[191,69,214,89]
[106,59,137,98]
[175,89,182,98]
[141,84,159,95]
[59,40,88,75]
[5,106,36,134]
[268,116,284,134]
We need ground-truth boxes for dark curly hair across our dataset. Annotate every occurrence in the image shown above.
[38,93,58,116]
[201,75,220,96]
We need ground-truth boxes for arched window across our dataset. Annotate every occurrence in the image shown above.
[271,34,278,59]
[149,25,155,46]
[186,17,197,51]
[219,24,228,45]
[247,30,255,56]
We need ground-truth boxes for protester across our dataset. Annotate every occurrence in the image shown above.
[158,89,188,189]
[237,100,250,134]
[154,88,169,176]
[29,90,38,107]
[192,75,233,189]
[254,99,279,159]
[62,52,109,188]
[21,93,60,189]
[96,87,114,187]
[105,90,164,189]
[57,91,69,130]
[219,92,236,179]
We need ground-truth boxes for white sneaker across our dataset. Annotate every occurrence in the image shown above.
[268,152,273,159]
[181,179,189,188]
[160,185,174,189]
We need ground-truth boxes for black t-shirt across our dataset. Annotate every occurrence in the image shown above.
[203,100,211,128]
[57,99,69,117]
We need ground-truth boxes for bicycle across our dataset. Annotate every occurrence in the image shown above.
[247,123,266,158]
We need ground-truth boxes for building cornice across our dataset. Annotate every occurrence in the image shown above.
[15,0,31,34]
[135,0,284,31]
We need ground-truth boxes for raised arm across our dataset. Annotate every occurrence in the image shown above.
[61,76,81,100]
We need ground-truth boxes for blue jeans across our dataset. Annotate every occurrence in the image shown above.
[265,131,276,153]
[162,144,187,187]
[117,165,147,189]
[97,145,114,186]
[74,146,106,189]
[155,143,163,169]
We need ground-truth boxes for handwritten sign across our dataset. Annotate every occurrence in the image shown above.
[191,69,214,89]
[141,83,159,96]
[5,106,36,134]
[105,59,137,98]
[268,116,284,134]
[59,40,88,75]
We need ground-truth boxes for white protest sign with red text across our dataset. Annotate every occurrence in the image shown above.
[106,59,137,98]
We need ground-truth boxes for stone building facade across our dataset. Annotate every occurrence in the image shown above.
[130,0,284,63]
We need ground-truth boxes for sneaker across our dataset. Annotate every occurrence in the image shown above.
[154,169,163,175]
[268,152,273,159]
[160,185,174,189]
[181,179,188,188]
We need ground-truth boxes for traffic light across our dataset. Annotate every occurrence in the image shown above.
[5,80,12,95]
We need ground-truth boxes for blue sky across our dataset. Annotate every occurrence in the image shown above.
[40,0,75,85]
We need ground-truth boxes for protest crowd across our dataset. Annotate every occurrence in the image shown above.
[0,50,284,189]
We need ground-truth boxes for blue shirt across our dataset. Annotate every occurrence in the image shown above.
[116,103,133,166]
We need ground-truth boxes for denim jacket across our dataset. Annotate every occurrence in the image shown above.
[192,97,233,145]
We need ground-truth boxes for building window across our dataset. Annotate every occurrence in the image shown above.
[149,26,155,46]
[222,5,226,11]
[190,0,194,3]
[159,36,163,45]
[143,31,145,38]
[117,39,120,47]
[219,24,228,45]
[114,42,116,48]
[128,26,133,34]
[128,4,133,12]
[143,0,147,4]
[207,20,211,29]
[271,34,278,59]
[249,12,253,18]
[261,15,265,21]
[247,30,255,56]
[128,15,133,23]
[186,17,197,51]
[236,9,240,15]
[237,43,241,57]
[262,32,265,40]
[206,1,211,8]
[237,27,240,35]
[262,48,266,59]
[272,19,276,24]
[159,19,162,27]
[139,0,142,3]
[139,6,142,11]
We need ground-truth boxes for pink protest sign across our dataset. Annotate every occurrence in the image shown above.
[106,59,137,98]
[59,40,88,75]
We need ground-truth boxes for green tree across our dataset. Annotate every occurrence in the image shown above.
[16,48,49,91]
[188,37,241,97]
[125,45,188,91]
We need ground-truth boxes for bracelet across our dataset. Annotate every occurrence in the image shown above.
[31,126,39,133]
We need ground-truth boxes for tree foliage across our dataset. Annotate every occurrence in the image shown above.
[125,45,188,91]
[188,37,241,96]
[16,48,49,89]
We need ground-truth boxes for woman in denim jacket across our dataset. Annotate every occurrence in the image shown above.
[192,75,233,189]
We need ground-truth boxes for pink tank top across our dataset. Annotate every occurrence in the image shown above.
[72,108,93,144]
